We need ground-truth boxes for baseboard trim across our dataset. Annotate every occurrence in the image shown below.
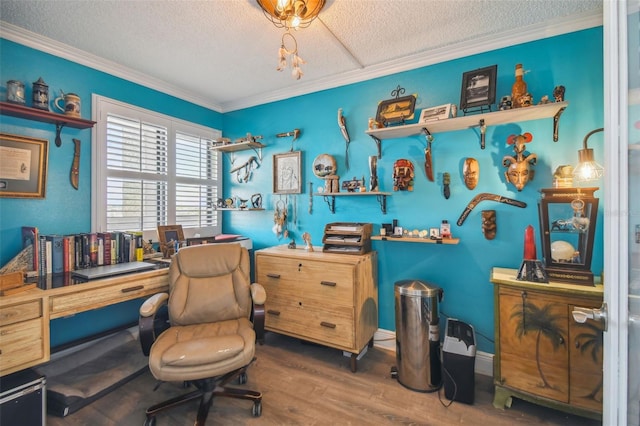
[373,328,494,377]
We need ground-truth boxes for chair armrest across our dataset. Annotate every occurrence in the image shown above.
[250,283,266,305]
[140,292,169,317]
[139,292,169,356]
[250,283,266,345]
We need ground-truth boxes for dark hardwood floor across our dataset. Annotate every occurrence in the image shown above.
[46,332,600,425]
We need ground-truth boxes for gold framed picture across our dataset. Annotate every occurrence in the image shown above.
[157,225,184,258]
[157,225,184,245]
[0,133,49,198]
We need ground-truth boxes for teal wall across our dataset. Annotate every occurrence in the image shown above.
[222,27,604,353]
[0,27,603,353]
[0,39,222,347]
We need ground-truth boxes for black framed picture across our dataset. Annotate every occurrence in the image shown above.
[459,65,497,112]
[375,95,417,126]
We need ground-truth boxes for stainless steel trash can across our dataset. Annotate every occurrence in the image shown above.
[394,279,443,392]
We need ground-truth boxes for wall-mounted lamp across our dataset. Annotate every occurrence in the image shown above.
[572,127,604,182]
[256,0,326,79]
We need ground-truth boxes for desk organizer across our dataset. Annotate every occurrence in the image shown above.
[322,222,372,254]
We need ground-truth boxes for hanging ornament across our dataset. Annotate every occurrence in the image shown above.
[277,31,306,80]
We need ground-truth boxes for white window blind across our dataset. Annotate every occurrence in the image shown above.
[92,95,221,239]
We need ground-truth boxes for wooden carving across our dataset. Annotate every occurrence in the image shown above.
[502,132,537,191]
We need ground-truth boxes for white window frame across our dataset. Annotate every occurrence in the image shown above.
[91,95,222,242]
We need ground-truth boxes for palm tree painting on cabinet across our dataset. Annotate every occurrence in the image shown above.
[510,297,566,390]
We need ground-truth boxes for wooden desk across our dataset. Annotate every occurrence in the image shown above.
[0,268,169,376]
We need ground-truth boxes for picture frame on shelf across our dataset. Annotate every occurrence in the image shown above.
[419,104,452,123]
[459,65,497,112]
[273,150,302,194]
[375,94,417,126]
[157,225,184,258]
[0,133,48,199]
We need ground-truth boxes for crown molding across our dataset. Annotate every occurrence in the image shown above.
[222,9,602,111]
[1,9,601,114]
[0,21,223,112]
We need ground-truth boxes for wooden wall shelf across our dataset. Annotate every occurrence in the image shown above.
[210,140,265,161]
[0,101,96,147]
[371,235,460,245]
[313,191,391,214]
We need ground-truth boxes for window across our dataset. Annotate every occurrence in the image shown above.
[92,95,221,240]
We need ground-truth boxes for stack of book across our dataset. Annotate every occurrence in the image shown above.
[21,227,146,280]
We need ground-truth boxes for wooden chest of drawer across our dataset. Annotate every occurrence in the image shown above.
[0,297,48,376]
[255,246,377,370]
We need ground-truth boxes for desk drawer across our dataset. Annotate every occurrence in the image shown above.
[0,300,41,327]
[49,275,168,317]
[265,300,355,349]
[0,318,44,374]
[257,257,355,307]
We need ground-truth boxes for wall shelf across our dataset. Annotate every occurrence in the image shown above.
[0,101,96,147]
[371,235,460,245]
[210,140,265,161]
[215,208,265,211]
[365,101,568,157]
[313,191,391,214]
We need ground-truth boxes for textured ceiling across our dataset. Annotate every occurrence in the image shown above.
[0,0,602,112]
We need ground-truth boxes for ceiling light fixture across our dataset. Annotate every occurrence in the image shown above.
[572,128,604,183]
[256,0,326,80]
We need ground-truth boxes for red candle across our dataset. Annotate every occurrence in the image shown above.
[523,225,537,260]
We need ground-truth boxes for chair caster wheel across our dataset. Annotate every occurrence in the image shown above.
[238,372,248,385]
[143,416,156,426]
[252,400,262,417]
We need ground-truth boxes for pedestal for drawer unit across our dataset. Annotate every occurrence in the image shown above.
[0,368,46,426]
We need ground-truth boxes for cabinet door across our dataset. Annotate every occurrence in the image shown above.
[569,301,603,412]
[498,287,569,402]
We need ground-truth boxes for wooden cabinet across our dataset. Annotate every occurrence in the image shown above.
[0,292,49,376]
[255,246,378,371]
[490,267,603,419]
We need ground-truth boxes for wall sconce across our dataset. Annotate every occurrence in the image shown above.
[256,0,326,79]
[572,128,604,182]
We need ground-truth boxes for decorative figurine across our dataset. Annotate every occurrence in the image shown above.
[516,225,549,282]
[553,85,565,102]
[393,159,414,191]
[443,172,451,199]
[341,176,365,192]
[230,156,259,183]
[481,210,496,240]
[369,156,379,192]
[511,63,527,109]
[32,77,49,111]
[337,108,351,170]
[498,95,512,110]
[302,232,313,251]
[463,158,479,190]
[503,132,537,191]
[251,193,263,209]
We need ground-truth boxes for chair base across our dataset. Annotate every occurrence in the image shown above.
[144,364,262,426]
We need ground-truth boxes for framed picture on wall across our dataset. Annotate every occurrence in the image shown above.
[459,65,497,112]
[0,133,49,199]
[273,151,302,194]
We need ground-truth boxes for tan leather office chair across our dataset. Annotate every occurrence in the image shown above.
[139,243,265,425]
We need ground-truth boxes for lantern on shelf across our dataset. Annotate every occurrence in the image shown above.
[537,187,599,285]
